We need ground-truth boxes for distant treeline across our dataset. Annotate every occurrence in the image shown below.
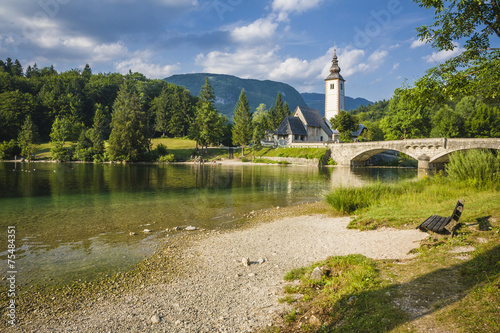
[0,58,197,143]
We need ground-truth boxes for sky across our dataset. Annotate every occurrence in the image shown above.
[0,0,467,102]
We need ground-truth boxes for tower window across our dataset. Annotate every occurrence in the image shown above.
[340,83,343,90]
[330,83,335,90]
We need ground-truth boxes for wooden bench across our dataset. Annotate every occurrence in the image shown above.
[417,199,465,235]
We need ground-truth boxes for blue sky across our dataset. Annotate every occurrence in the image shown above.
[0,0,468,102]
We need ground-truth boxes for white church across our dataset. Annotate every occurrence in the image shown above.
[273,50,365,145]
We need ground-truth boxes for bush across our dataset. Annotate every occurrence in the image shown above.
[446,149,500,189]
[158,154,175,163]
[0,140,21,160]
[156,143,168,156]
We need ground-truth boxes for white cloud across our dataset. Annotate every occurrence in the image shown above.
[197,45,390,93]
[115,55,179,79]
[422,43,465,63]
[410,38,427,48]
[231,18,278,44]
[93,42,128,62]
[392,62,400,70]
[272,0,325,21]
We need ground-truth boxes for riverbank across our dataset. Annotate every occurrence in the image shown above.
[8,202,428,332]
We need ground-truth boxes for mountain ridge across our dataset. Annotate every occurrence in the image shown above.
[164,73,373,120]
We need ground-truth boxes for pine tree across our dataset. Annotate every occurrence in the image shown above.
[232,89,253,156]
[190,77,226,152]
[108,82,150,161]
[90,103,108,158]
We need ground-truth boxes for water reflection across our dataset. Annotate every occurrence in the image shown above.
[0,162,417,285]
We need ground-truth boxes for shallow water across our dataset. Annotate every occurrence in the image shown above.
[0,162,416,285]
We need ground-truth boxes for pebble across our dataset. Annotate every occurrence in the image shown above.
[151,315,161,324]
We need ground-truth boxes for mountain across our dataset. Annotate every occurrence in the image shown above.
[164,73,307,120]
[301,93,373,114]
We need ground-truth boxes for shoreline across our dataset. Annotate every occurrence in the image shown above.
[14,202,428,332]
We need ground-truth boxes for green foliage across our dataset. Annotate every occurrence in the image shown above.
[158,154,175,163]
[330,110,359,142]
[327,157,337,166]
[17,115,39,160]
[464,104,500,138]
[446,149,500,189]
[155,143,168,156]
[0,140,20,160]
[414,0,500,53]
[232,89,253,151]
[252,103,268,146]
[266,93,290,131]
[380,86,430,140]
[0,90,34,141]
[108,82,151,161]
[190,77,228,151]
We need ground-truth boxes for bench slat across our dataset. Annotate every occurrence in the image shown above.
[436,216,452,233]
[427,215,446,232]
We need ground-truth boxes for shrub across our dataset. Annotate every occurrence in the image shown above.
[158,154,175,163]
[0,140,21,160]
[156,143,168,156]
[446,149,500,189]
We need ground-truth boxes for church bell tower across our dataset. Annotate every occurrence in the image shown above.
[325,50,345,120]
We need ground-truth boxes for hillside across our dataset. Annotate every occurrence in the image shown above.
[301,93,373,113]
[164,73,307,120]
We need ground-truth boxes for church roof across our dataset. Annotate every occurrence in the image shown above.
[325,49,344,81]
[295,106,334,136]
[274,116,307,136]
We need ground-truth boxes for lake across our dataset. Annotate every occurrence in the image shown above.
[0,161,417,286]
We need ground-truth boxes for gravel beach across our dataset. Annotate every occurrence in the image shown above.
[20,209,428,332]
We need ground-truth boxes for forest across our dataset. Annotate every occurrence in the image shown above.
[0,59,291,162]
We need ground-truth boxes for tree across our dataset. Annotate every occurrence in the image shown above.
[232,89,253,156]
[252,104,269,147]
[108,82,150,161]
[464,103,500,137]
[330,110,359,143]
[18,115,39,160]
[50,116,73,161]
[90,103,108,159]
[380,87,431,140]
[0,91,34,141]
[411,0,500,103]
[430,105,465,138]
[190,77,227,152]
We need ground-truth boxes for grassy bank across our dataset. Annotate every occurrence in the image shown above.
[271,150,500,332]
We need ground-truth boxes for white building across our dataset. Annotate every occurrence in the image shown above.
[325,49,345,121]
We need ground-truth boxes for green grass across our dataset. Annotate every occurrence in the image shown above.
[277,255,410,332]
[151,137,196,149]
[240,147,329,160]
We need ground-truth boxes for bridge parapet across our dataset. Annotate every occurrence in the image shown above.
[329,138,500,170]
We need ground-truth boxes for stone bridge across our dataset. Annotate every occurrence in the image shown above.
[329,138,500,170]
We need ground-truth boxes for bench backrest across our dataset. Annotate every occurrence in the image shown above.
[451,199,465,222]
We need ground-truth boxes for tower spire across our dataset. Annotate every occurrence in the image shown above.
[326,49,344,81]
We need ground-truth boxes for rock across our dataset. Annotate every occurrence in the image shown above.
[309,315,321,326]
[241,258,250,267]
[129,232,137,236]
[143,229,152,233]
[257,258,266,264]
[185,226,198,231]
[310,267,325,282]
[248,273,256,277]
[151,315,161,324]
